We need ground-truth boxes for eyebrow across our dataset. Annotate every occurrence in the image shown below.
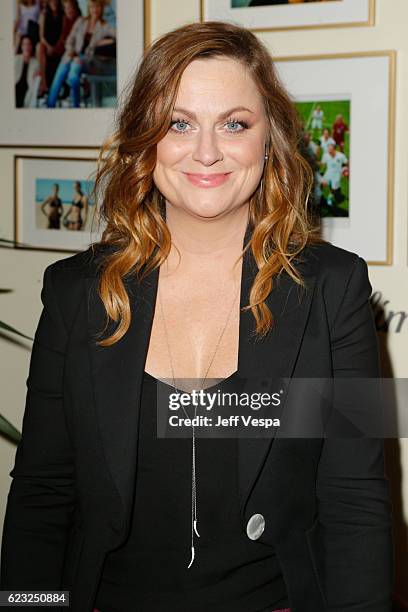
[172,106,254,120]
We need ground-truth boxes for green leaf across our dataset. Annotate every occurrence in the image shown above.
[0,413,21,443]
[0,320,34,342]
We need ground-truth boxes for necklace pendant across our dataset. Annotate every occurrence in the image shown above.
[187,545,195,569]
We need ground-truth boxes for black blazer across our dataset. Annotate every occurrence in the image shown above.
[1,224,394,611]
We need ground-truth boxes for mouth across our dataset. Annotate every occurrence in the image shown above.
[183,172,232,188]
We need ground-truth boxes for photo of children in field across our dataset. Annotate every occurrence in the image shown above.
[296,98,350,218]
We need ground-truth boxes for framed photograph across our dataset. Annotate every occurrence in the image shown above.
[296,96,351,219]
[0,0,149,148]
[14,154,105,252]
[200,0,375,32]
[274,51,395,265]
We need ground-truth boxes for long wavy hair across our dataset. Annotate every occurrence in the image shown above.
[89,20,325,347]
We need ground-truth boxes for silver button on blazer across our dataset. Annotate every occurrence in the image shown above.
[0,223,394,611]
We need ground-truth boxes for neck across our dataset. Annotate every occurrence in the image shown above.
[163,202,250,276]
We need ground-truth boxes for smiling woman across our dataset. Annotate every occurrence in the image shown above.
[0,19,393,612]
[153,58,267,217]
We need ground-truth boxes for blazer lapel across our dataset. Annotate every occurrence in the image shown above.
[85,262,159,529]
[85,226,317,530]
[237,240,317,515]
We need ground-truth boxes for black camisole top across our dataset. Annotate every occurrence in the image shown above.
[94,370,290,612]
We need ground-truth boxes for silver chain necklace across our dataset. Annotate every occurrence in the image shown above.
[158,274,241,569]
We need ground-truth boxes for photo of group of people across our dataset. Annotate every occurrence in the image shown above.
[36,177,93,231]
[13,0,117,109]
[296,99,350,218]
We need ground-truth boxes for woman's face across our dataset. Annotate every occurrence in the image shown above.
[64,1,77,18]
[21,37,33,56]
[153,57,268,220]
[89,1,104,19]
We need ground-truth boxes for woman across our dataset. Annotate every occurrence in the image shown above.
[14,34,41,107]
[38,0,82,98]
[14,0,41,55]
[50,0,82,56]
[46,0,115,108]
[36,0,64,96]
[0,20,393,612]
[40,182,63,229]
[62,180,88,230]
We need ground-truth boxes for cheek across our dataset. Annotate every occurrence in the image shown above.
[229,137,264,166]
[156,138,187,166]
[153,144,183,190]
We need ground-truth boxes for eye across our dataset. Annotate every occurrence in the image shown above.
[225,117,249,133]
[170,118,192,135]
[169,117,250,136]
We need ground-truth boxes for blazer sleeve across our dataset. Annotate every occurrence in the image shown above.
[0,264,76,589]
[314,256,394,611]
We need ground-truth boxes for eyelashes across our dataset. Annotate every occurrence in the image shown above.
[169,117,250,136]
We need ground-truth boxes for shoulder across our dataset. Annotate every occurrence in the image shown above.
[72,16,85,29]
[42,244,117,330]
[46,243,116,278]
[296,241,373,324]
[296,240,361,277]
[296,239,370,298]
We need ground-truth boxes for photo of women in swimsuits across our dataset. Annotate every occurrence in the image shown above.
[35,174,93,234]
[40,182,63,228]
[62,180,89,230]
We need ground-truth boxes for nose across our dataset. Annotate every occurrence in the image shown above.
[191,130,223,166]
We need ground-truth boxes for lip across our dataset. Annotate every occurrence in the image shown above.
[183,172,232,188]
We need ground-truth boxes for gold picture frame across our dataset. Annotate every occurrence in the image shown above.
[200,0,375,33]
[274,50,395,265]
[14,153,102,253]
[0,0,151,149]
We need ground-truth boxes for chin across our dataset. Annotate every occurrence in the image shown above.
[183,201,233,219]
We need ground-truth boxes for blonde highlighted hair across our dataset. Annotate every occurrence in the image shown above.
[89,20,325,347]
